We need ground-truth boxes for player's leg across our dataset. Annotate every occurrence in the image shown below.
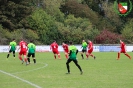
[53,51,56,59]
[23,52,28,65]
[27,53,31,64]
[117,51,121,60]
[13,51,15,59]
[86,51,91,60]
[90,50,96,59]
[65,52,68,59]
[66,59,72,74]
[57,51,61,59]
[19,52,24,64]
[81,50,84,59]
[73,60,83,75]
[32,53,36,64]
[124,53,132,60]
[7,50,12,58]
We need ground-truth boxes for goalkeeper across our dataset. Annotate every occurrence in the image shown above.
[66,41,83,75]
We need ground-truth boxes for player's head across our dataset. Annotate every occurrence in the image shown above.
[12,38,15,41]
[120,40,123,43]
[30,40,33,43]
[69,41,73,45]
[62,42,65,45]
[88,40,91,43]
[53,40,56,43]
[82,40,85,42]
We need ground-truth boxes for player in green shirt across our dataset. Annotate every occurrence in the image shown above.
[81,40,87,59]
[66,41,83,75]
[7,39,17,59]
[27,40,36,64]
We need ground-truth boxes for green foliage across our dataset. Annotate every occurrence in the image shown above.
[121,19,133,43]
[0,24,12,44]
[0,0,35,30]
[27,8,61,44]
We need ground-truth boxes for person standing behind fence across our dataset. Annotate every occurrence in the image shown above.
[27,40,36,64]
[7,39,17,59]
[117,40,131,60]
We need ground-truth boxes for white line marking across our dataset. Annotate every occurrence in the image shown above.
[0,70,42,88]
[12,63,48,74]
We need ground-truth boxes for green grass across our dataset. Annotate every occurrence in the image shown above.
[0,52,133,88]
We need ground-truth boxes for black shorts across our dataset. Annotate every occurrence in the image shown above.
[82,49,87,53]
[9,50,15,54]
[27,53,35,58]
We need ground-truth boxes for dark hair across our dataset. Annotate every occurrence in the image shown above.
[13,39,15,41]
[69,41,73,45]
[30,40,33,43]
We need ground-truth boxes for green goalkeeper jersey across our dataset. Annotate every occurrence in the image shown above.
[82,42,87,50]
[28,43,36,53]
[10,41,17,51]
[69,45,78,60]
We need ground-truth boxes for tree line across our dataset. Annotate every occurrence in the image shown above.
[0,0,133,45]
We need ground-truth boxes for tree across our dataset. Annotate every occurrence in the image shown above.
[0,0,35,30]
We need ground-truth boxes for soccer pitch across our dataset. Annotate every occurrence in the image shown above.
[0,52,133,88]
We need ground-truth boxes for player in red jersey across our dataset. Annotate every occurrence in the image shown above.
[50,41,61,59]
[117,40,131,60]
[86,40,96,60]
[18,39,29,65]
[62,42,69,59]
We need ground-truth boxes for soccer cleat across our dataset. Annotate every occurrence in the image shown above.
[116,58,120,60]
[86,58,89,60]
[66,72,70,74]
[26,62,29,66]
[94,56,96,60]
[22,60,24,64]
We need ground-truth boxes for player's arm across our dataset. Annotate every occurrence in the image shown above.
[124,45,127,51]
[89,44,92,50]
[50,45,52,50]
[8,44,11,51]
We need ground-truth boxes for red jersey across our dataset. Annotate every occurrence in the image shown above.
[19,41,27,52]
[120,42,125,50]
[62,44,69,52]
[88,41,93,50]
[50,42,58,51]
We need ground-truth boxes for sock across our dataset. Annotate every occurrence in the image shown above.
[58,54,61,59]
[118,52,120,59]
[19,56,22,61]
[24,58,27,62]
[86,54,89,58]
[54,55,56,59]
[125,53,131,59]
[7,54,9,58]
[65,54,68,59]
[90,54,94,57]
[13,54,15,57]
[33,59,36,63]
[81,54,84,59]
[27,58,30,63]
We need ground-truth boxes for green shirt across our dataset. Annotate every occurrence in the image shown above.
[69,45,77,60]
[82,42,87,50]
[28,43,36,53]
[10,41,17,51]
